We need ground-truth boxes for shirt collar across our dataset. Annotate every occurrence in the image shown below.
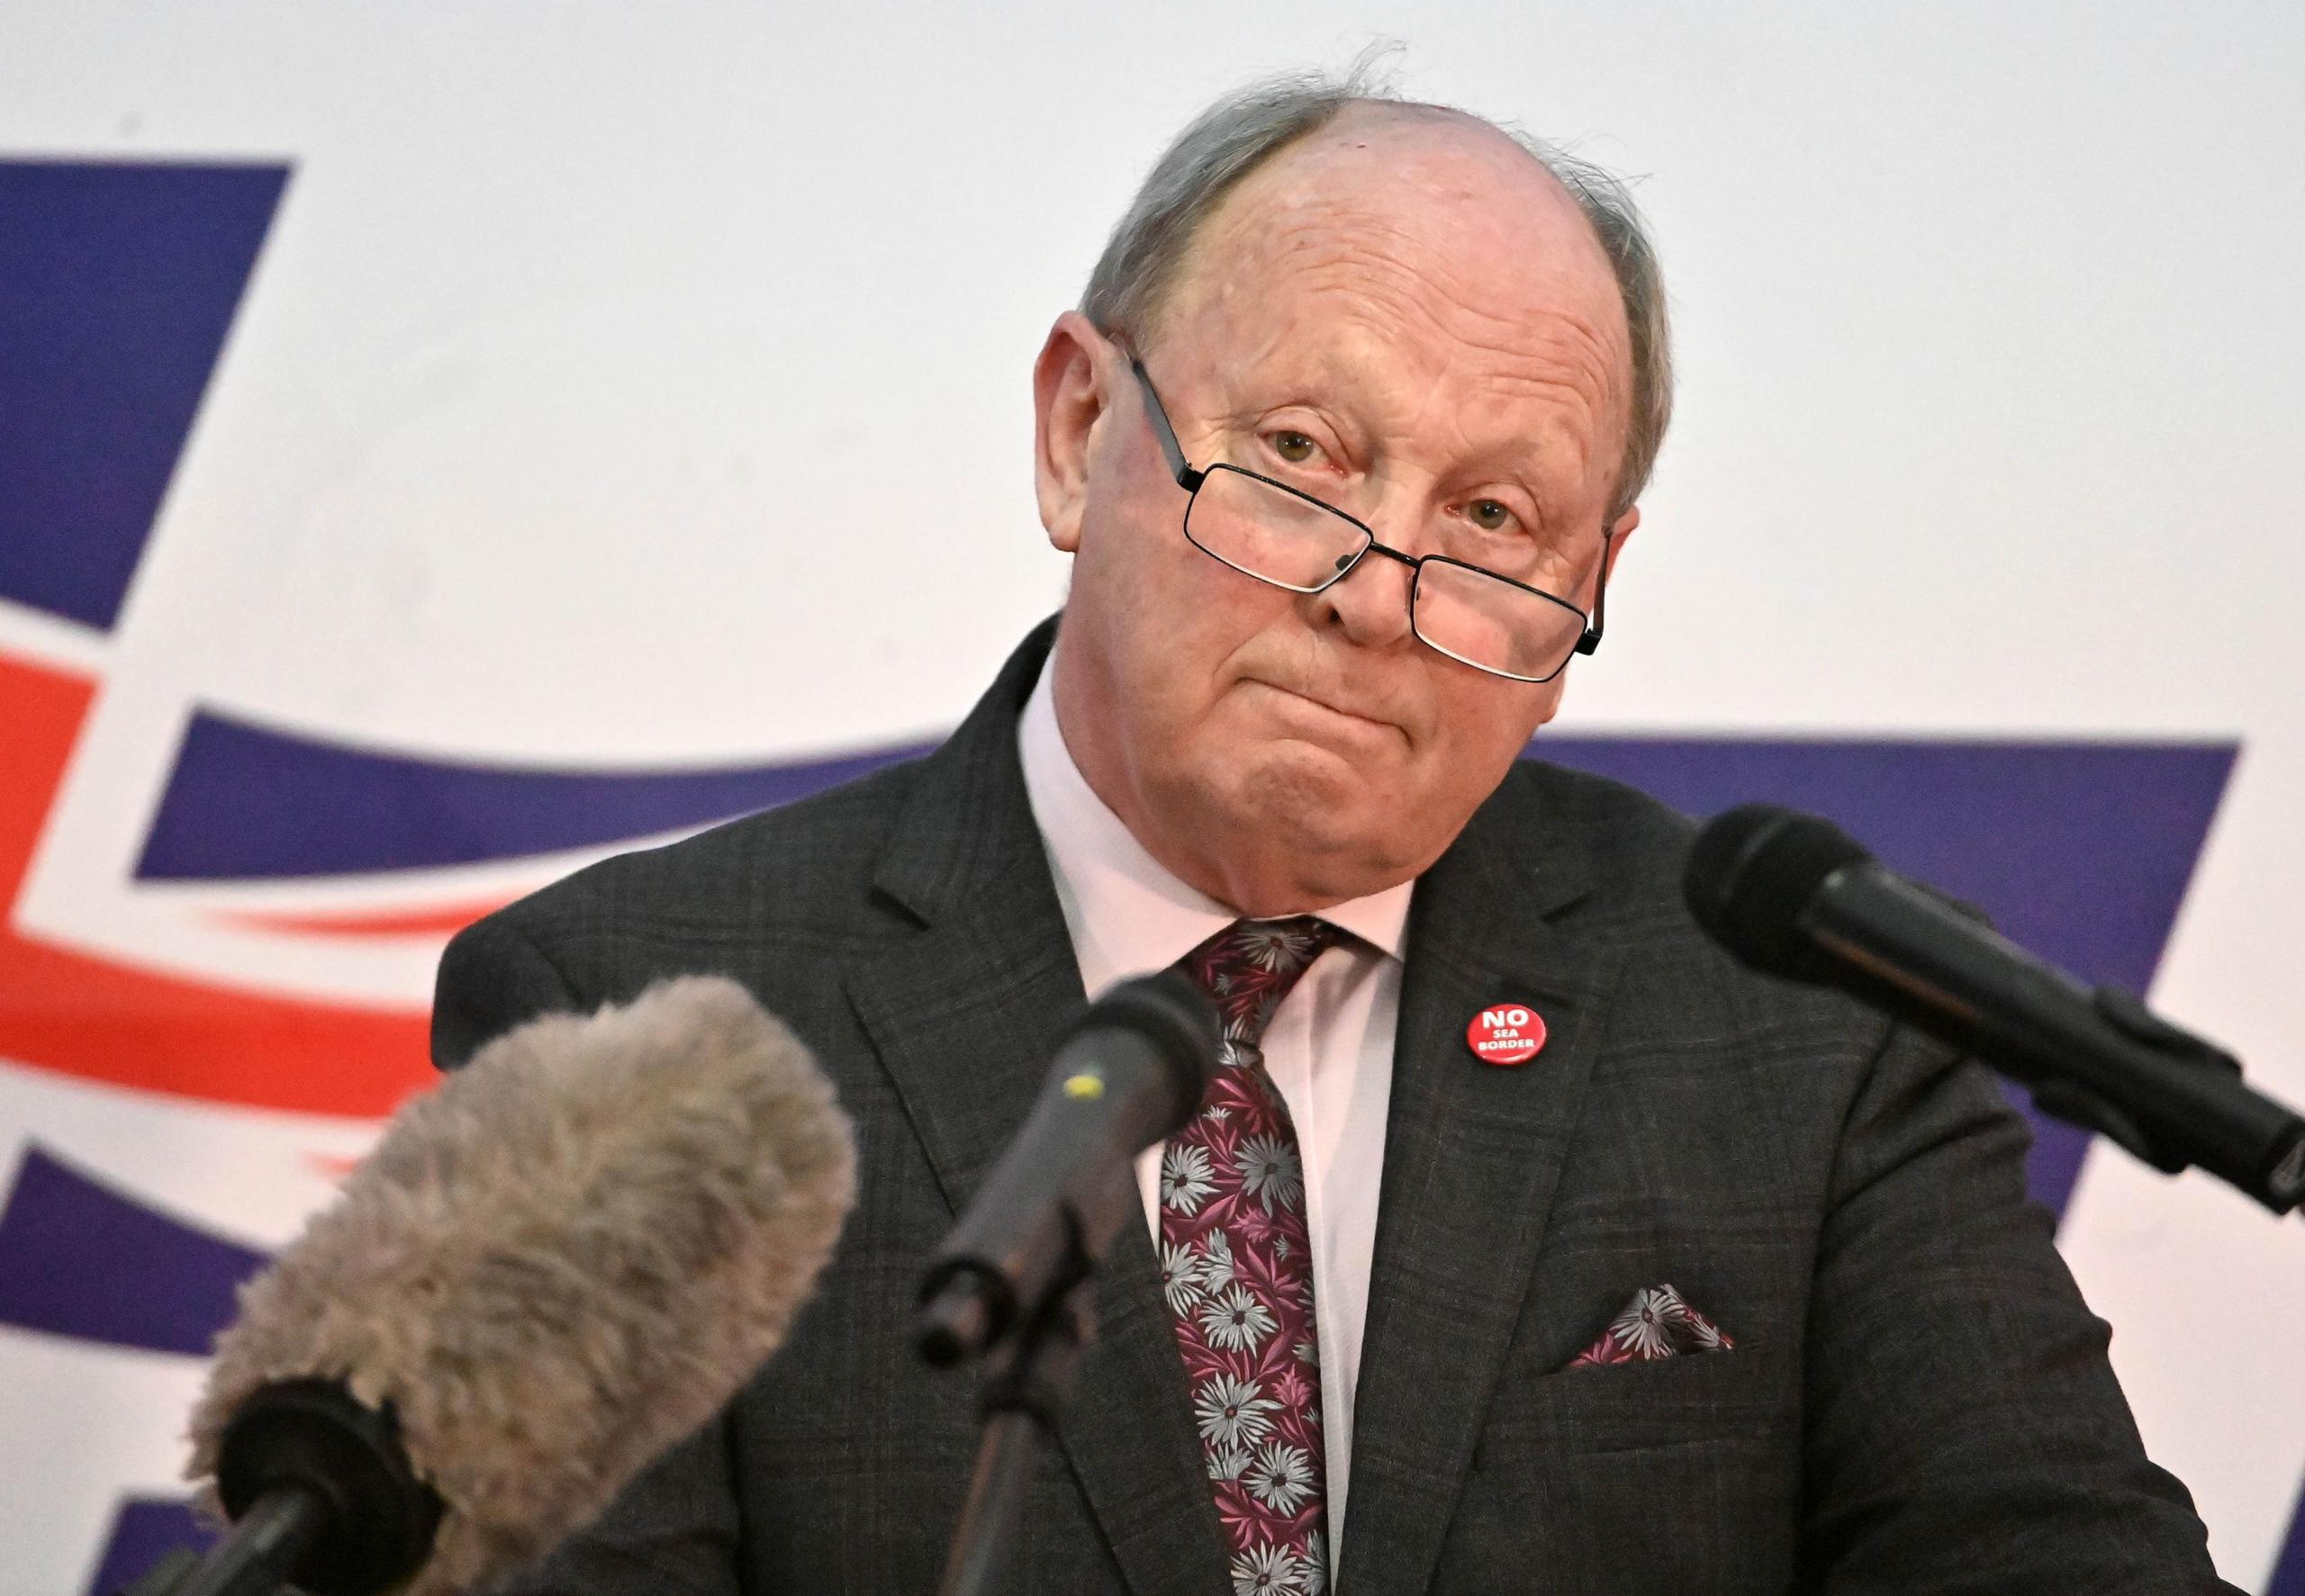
[1017,654,1413,1000]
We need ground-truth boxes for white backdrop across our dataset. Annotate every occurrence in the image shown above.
[2,2,2300,1590]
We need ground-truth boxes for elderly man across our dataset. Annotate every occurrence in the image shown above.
[433,70,2224,1595]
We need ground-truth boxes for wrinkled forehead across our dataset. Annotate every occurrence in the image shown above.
[1152,107,1633,441]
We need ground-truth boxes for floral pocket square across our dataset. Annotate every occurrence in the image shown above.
[1566,1283,1735,1367]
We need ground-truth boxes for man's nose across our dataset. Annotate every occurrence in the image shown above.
[1316,539,1417,648]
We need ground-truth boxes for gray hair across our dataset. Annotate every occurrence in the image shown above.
[1081,66,1673,518]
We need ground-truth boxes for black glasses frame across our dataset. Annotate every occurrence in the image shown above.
[1125,355,1608,683]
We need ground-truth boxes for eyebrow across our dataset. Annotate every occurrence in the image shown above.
[1240,380,1571,495]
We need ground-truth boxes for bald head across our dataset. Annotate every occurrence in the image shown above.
[1159,105,1634,495]
[1081,75,1669,516]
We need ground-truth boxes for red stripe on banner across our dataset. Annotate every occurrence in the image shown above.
[0,649,433,1119]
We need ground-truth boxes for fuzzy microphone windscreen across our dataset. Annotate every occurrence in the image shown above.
[185,975,857,1596]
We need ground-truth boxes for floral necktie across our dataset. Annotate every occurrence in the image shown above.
[1159,915,1342,1596]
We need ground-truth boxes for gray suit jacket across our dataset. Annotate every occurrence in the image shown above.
[433,619,2222,1594]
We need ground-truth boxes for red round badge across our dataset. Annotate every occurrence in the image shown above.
[1467,1004,1547,1066]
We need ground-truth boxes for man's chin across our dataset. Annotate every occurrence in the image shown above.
[1208,762,1425,899]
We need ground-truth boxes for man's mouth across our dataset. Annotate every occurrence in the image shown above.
[1248,679,1406,741]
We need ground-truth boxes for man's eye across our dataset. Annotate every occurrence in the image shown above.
[1467,499,1514,532]
[1269,431,1317,465]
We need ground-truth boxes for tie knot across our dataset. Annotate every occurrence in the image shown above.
[1182,916,1343,1045]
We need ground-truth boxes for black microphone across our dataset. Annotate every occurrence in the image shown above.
[1684,803,2305,1215]
[143,977,857,1596]
[917,970,1221,1366]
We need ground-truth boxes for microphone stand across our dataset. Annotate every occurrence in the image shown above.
[917,973,1219,1590]
[114,1492,326,1596]
[938,1273,1094,1596]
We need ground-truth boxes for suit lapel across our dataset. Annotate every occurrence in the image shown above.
[1335,791,1623,1596]
[845,620,1232,1596]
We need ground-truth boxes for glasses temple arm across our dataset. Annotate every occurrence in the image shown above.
[1574,526,1613,656]
[1127,356,1203,491]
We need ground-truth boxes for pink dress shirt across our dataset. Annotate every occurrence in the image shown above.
[1017,660,1407,1561]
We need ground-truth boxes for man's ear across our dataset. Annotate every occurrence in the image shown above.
[1034,311,1109,555]
[1604,503,1640,579]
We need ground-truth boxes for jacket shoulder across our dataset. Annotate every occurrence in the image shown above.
[522,756,918,933]
[431,755,925,1067]
[1494,755,1701,917]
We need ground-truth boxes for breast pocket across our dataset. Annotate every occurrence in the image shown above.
[1477,1345,1782,1459]
[1437,1351,1800,1594]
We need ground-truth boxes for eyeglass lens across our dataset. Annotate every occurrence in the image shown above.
[1183,464,1588,682]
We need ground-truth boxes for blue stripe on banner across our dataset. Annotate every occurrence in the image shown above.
[135,711,935,879]
[82,1498,215,1596]
[0,161,288,631]
[2269,1483,2305,1596]
[0,1146,270,1357]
